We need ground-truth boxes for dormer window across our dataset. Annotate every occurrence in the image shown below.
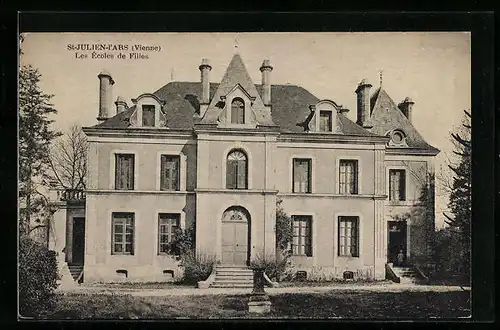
[388,129,408,147]
[231,98,245,124]
[319,111,333,132]
[142,105,156,127]
[129,93,166,128]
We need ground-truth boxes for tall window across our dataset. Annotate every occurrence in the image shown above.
[160,155,180,191]
[231,98,245,124]
[389,169,406,201]
[338,216,359,257]
[112,213,134,255]
[142,105,155,126]
[226,150,248,189]
[339,160,358,194]
[293,158,311,193]
[158,213,180,255]
[292,215,312,256]
[115,154,135,190]
[319,110,332,132]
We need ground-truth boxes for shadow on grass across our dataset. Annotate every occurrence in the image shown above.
[42,290,471,320]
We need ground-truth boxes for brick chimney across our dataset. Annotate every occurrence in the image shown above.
[398,97,415,122]
[115,96,128,114]
[199,59,212,117]
[355,78,373,128]
[97,70,115,123]
[260,59,273,106]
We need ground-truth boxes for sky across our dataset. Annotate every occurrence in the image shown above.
[20,32,471,229]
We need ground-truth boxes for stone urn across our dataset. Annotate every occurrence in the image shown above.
[248,267,271,314]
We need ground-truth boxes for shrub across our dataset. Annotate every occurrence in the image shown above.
[250,250,293,282]
[171,224,195,256]
[178,251,217,285]
[18,236,60,317]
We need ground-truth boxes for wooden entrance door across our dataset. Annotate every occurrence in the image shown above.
[72,217,85,264]
[221,207,249,266]
[387,220,407,265]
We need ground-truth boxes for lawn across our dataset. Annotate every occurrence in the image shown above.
[40,290,471,319]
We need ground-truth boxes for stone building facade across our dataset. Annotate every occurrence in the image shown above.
[48,53,439,283]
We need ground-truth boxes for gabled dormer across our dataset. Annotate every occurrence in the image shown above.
[129,93,167,128]
[198,54,277,129]
[306,99,348,134]
[217,83,258,128]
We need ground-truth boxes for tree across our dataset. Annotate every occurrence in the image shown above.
[275,198,293,253]
[443,109,471,281]
[48,123,88,190]
[19,65,61,237]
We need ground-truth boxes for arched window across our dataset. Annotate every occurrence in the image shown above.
[226,150,248,189]
[231,98,245,124]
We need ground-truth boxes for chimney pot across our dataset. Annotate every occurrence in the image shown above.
[260,59,273,106]
[355,78,373,128]
[398,97,415,122]
[97,70,115,122]
[115,96,128,114]
[199,59,212,107]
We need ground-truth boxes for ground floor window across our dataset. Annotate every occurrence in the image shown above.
[112,212,134,255]
[338,216,359,257]
[291,215,312,256]
[158,213,180,255]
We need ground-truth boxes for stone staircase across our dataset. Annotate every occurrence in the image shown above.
[390,265,422,284]
[67,264,84,283]
[210,265,254,288]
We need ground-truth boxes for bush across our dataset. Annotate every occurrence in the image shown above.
[250,250,293,282]
[178,251,217,285]
[19,236,60,317]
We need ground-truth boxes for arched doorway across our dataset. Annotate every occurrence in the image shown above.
[221,206,250,266]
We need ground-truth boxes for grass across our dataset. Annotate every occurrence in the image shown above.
[277,279,392,287]
[83,281,195,290]
[40,290,471,319]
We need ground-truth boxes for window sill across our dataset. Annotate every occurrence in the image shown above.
[337,256,360,259]
[387,201,413,206]
[88,189,195,195]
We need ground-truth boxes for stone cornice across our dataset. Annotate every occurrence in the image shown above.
[195,188,278,195]
[279,132,388,145]
[386,148,440,156]
[194,126,280,136]
[278,193,387,200]
[82,127,194,139]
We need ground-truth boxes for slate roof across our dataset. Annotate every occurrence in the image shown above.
[94,81,384,138]
[369,87,440,153]
[92,56,438,153]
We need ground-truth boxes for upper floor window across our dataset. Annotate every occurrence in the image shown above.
[115,154,135,190]
[231,98,245,124]
[339,160,358,194]
[112,212,134,255]
[158,213,180,255]
[319,110,332,132]
[292,215,312,256]
[160,155,180,191]
[226,150,248,189]
[142,105,156,127]
[338,216,359,257]
[293,158,312,193]
[389,169,406,201]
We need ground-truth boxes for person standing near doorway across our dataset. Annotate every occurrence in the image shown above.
[397,249,405,267]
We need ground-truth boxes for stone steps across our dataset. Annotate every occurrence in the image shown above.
[68,264,84,283]
[391,266,422,284]
[210,265,254,288]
